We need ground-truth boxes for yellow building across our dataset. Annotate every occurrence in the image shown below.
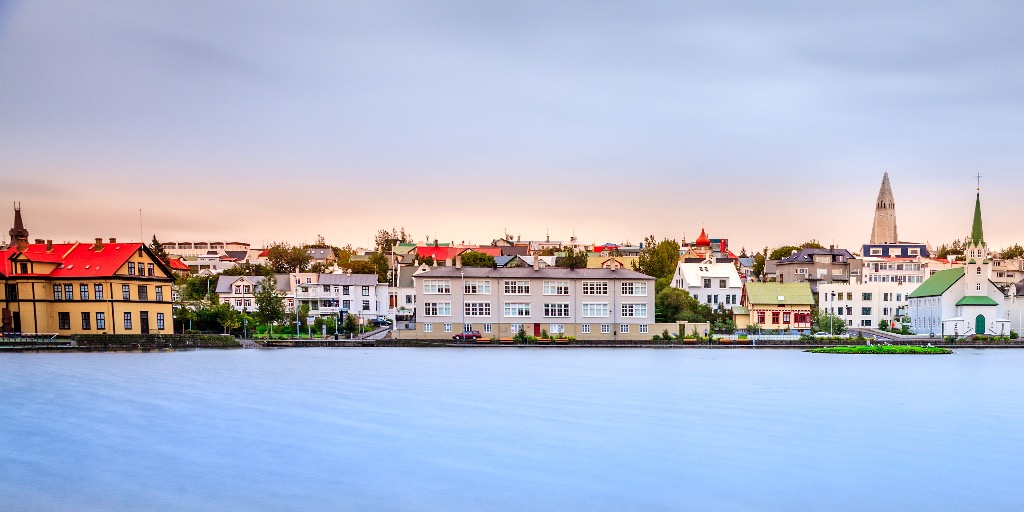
[735,282,815,331]
[2,207,174,334]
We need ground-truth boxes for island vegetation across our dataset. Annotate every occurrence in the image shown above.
[807,345,952,354]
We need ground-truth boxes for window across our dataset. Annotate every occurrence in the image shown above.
[235,299,242,307]
[138,285,148,301]
[465,280,491,294]
[772,312,780,324]
[719,279,727,289]
[582,281,608,295]
[53,284,62,300]
[582,324,591,334]
[343,286,351,295]
[443,323,452,332]
[157,313,165,330]
[703,278,712,288]
[306,277,312,283]
[795,268,807,275]
[342,300,351,310]
[423,302,451,316]
[465,302,491,316]
[235,285,242,294]
[94,284,104,300]
[81,312,91,330]
[977,267,982,275]
[80,284,89,300]
[96,312,105,330]
[504,280,530,294]
[510,323,523,334]
[128,262,135,275]
[423,280,451,294]
[244,299,251,308]
[64,284,73,301]
[621,282,647,295]
[783,312,791,324]
[862,293,872,300]
[582,303,609,317]
[19,262,28,274]
[621,303,647,318]
[58,312,71,330]
[243,285,251,294]
[862,307,872,315]
[861,319,872,327]
[976,283,982,291]
[423,323,433,332]
[550,324,564,334]
[5,284,17,300]
[640,324,648,334]
[362,286,370,296]
[543,303,570,317]
[483,324,493,333]
[362,300,370,311]
[757,312,766,324]
[544,281,570,295]
[147,263,154,276]
[155,287,164,301]
[601,324,611,334]
[124,312,133,330]
[122,285,131,300]
[620,324,630,334]
[504,303,531,317]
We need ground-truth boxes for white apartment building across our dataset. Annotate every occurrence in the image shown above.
[671,255,743,310]
[293,273,388,321]
[408,265,656,340]
[215,274,295,313]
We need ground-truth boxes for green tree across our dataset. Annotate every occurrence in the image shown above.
[769,246,801,261]
[253,275,286,335]
[296,303,311,329]
[334,244,356,264]
[752,251,766,281]
[267,243,312,273]
[221,262,273,277]
[935,239,967,260]
[342,259,377,274]
[177,274,218,301]
[212,300,241,334]
[633,236,681,280]
[999,244,1024,259]
[461,251,495,268]
[811,307,847,335]
[801,240,825,249]
[419,255,435,266]
[150,235,169,262]
[369,251,389,283]
[556,247,589,270]
[375,227,411,253]
[655,287,711,323]
[342,313,360,334]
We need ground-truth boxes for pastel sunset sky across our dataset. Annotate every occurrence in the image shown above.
[2,1,1022,252]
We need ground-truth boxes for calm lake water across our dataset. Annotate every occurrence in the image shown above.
[2,348,1022,511]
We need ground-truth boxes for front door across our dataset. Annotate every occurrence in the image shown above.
[140,311,150,334]
[534,323,541,337]
[975,314,986,335]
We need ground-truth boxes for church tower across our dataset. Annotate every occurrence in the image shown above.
[965,186,990,292]
[7,203,29,250]
[870,172,898,244]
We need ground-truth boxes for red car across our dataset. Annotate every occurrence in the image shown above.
[452,330,482,340]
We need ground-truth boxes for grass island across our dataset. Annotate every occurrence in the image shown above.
[807,345,952,355]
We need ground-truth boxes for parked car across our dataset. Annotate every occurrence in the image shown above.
[452,330,482,340]
[370,318,392,327]
[813,332,831,338]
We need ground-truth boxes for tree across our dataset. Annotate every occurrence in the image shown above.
[369,251,389,283]
[267,243,312,273]
[461,251,495,268]
[375,227,411,254]
[212,300,241,334]
[419,255,435,266]
[935,239,967,260]
[769,246,801,261]
[752,252,766,281]
[811,307,847,335]
[801,240,825,249]
[253,275,286,334]
[342,313,360,334]
[556,247,589,270]
[308,234,329,248]
[655,287,711,323]
[177,274,218,301]
[296,303,311,329]
[999,244,1024,259]
[633,236,681,280]
[342,259,377,274]
[739,247,748,258]
[334,244,356,263]
[221,262,272,277]
[150,235,169,262]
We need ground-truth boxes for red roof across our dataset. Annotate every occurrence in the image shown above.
[167,257,191,271]
[695,229,711,247]
[1,242,171,279]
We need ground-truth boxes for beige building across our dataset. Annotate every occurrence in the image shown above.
[2,209,174,335]
[406,264,657,340]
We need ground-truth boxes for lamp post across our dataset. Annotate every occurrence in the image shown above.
[461,270,466,334]
[830,290,836,335]
[243,306,247,339]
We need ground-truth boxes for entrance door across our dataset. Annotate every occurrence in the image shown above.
[12,312,20,333]
[534,323,541,337]
[975,314,986,335]
[140,311,150,334]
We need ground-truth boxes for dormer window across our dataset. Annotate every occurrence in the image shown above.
[19,263,28,274]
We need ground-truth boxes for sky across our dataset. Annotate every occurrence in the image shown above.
[2,1,1023,253]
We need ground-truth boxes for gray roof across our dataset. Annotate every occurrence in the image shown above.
[501,246,530,257]
[1014,278,1024,296]
[493,255,516,267]
[318,273,382,286]
[738,257,755,267]
[416,267,654,280]
[779,248,854,264]
[224,250,248,260]
[216,274,292,293]
[308,248,334,259]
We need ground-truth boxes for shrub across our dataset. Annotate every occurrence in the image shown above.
[1011,330,1019,340]
[567,336,577,342]
[513,327,528,343]
[540,329,549,339]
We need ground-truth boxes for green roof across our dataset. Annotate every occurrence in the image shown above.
[971,192,985,246]
[908,267,964,298]
[744,282,815,306]
[733,306,750,315]
[956,295,999,306]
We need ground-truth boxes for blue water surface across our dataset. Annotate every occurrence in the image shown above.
[1,348,1022,511]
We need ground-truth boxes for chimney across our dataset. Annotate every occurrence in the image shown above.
[533,254,540,271]
[444,258,452,267]
[34,238,44,244]
[109,237,117,243]
[455,255,462,269]
[46,240,53,252]
[94,238,104,251]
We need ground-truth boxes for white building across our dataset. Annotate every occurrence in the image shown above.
[671,254,743,310]
[293,273,388,321]
[907,192,1012,337]
[215,274,295,313]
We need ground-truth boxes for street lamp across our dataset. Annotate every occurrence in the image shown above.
[243,306,247,339]
[830,290,836,335]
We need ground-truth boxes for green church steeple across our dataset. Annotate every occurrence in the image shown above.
[971,192,985,247]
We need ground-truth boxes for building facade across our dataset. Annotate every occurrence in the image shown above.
[672,254,744,310]
[773,247,860,294]
[408,266,656,340]
[735,282,815,331]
